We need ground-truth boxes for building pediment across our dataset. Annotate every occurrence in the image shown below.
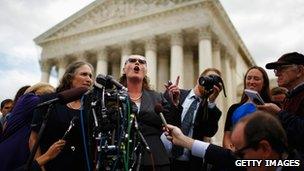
[34,0,199,44]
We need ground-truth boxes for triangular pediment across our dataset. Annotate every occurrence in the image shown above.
[34,0,198,44]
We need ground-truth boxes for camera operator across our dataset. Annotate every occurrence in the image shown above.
[165,68,223,171]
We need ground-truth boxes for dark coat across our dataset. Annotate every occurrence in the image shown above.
[205,144,303,171]
[166,89,222,170]
[178,89,222,140]
[137,89,181,166]
[278,83,304,158]
[0,93,40,171]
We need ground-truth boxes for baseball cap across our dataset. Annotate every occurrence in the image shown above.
[265,52,304,69]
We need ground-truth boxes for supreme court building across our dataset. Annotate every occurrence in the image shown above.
[34,0,256,144]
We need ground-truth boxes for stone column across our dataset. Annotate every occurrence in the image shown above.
[112,63,121,80]
[223,54,233,107]
[120,43,131,74]
[212,39,224,109]
[40,60,52,83]
[157,55,169,92]
[211,41,226,145]
[183,50,194,89]
[198,27,212,72]
[96,48,108,75]
[212,51,232,146]
[212,39,221,71]
[170,32,184,87]
[145,37,157,89]
[230,57,237,103]
[57,57,68,81]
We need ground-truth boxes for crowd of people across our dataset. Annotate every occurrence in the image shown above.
[0,51,303,171]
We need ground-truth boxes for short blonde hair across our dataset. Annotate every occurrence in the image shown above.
[25,82,55,95]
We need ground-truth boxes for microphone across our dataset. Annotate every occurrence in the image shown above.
[62,116,78,140]
[36,87,88,108]
[154,103,167,127]
[133,116,151,152]
[106,75,127,91]
[96,74,127,91]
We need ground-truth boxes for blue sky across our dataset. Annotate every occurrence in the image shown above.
[1,0,304,102]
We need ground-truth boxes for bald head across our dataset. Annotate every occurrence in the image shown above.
[233,111,287,155]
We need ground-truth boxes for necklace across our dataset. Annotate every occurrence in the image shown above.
[130,93,142,101]
[67,102,81,110]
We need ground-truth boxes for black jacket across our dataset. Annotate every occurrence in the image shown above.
[279,83,304,158]
[177,89,222,141]
[205,144,303,171]
[136,89,181,166]
[165,89,222,170]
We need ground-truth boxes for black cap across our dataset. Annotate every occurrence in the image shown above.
[265,52,304,69]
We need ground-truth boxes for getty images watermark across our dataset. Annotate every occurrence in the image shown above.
[235,160,300,167]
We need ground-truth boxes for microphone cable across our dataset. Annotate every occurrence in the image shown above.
[123,98,132,171]
[79,95,92,171]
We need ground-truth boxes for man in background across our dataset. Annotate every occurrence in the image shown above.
[165,68,223,171]
[0,99,13,132]
[258,52,304,158]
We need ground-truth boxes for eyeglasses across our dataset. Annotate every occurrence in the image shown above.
[274,64,297,74]
[127,58,146,64]
[234,140,260,159]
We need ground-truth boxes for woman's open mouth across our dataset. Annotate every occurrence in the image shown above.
[134,66,140,72]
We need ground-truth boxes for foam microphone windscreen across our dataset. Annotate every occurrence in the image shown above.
[155,103,168,126]
[154,103,164,114]
[57,87,88,104]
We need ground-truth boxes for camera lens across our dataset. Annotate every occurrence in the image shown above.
[199,76,214,91]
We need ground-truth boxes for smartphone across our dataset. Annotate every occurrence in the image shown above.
[244,89,265,105]
[167,80,172,86]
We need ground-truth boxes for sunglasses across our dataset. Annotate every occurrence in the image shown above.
[127,58,146,64]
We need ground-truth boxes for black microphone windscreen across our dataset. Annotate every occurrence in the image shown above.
[154,103,163,114]
[106,75,126,90]
[58,87,88,104]
[95,74,113,89]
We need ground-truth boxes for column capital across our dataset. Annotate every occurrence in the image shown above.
[229,50,238,68]
[39,59,52,72]
[198,26,211,40]
[212,39,221,52]
[56,57,68,68]
[170,31,183,46]
[71,52,85,61]
[230,57,237,68]
[221,45,228,57]
[96,48,108,61]
[145,37,157,51]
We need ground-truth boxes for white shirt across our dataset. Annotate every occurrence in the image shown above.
[178,89,216,160]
